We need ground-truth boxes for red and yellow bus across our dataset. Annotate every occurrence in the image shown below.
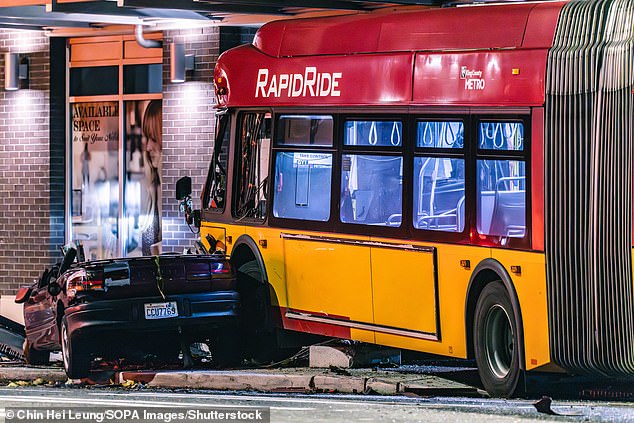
[186,0,634,397]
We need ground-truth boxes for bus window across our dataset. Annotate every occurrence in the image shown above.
[344,120,402,147]
[233,112,271,220]
[202,112,230,210]
[479,122,524,151]
[276,115,333,146]
[414,157,465,232]
[477,160,526,238]
[413,120,465,232]
[417,121,464,149]
[340,154,403,226]
[273,152,332,221]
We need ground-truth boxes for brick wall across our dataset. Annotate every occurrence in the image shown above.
[160,28,220,252]
[0,30,54,295]
[0,26,254,296]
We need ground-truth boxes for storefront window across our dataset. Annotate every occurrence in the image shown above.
[68,36,163,260]
[71,102,120,260]
[70,67,118,96]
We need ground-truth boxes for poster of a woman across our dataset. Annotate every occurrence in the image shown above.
[125,100,162,256]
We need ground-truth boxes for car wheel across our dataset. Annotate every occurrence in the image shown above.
[212,328,242,367]
[24,340,49,365]
[473,282,523,398]
[61,317,91,379]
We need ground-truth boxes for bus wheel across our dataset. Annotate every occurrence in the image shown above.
[473,282,522,397]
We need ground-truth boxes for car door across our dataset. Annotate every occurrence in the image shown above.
[23,272,59,349]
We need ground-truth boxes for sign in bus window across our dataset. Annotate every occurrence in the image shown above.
[477,160,526,238]
[276,115,333,146]
[413,157,465,232]
[417,121,464,149]
[340,154,403,226]
[479,122,524,151]
[344,120,402,147]
[273,152,332,221]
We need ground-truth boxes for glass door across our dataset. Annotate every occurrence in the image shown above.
[70,101,120,260]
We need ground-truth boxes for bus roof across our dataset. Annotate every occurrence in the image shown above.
[215,1,566,108]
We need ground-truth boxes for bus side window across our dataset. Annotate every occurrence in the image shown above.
[477,160,526,238]
[272,152,332,221]
[414,157,465,232]
[476,119,527,242]
[340,154,403,226]
[234,112,271,220]
[272,115,335,222]
[413,120,465,233]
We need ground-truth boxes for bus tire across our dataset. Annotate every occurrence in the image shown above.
[473,281,522,397]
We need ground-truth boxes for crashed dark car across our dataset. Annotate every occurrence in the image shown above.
[15,248,238,379]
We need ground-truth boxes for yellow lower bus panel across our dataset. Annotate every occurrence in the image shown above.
[203,223,551,371]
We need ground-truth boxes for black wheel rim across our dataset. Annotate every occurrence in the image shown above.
[484,304,514,379]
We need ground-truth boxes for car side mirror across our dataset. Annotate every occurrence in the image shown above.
[176,176,192,201]
[48,281,62,297]
[14,286,32,304]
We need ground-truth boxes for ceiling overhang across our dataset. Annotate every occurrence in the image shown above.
[0,0,442,33]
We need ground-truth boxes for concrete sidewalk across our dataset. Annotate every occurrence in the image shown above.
[0,364,482,396]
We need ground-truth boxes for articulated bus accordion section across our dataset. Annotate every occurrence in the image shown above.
[545,0,634,375]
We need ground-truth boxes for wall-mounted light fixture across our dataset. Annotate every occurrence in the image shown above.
[4,52,29,91]
[170,43,195,83]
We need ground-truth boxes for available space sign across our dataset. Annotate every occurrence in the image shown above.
[72,102,119,144]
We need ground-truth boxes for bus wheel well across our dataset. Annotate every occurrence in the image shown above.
[465,269,504,360]
[229,241,270,325]
[229,238,281,362]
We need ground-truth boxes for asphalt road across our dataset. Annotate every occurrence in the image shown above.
[1,386,634,422]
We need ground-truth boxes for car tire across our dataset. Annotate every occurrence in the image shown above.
[24,341,49,365]
[61,317,90,379]
[212,328,242,367]
[473,282,523,398]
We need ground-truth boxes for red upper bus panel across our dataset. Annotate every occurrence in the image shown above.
[255,3,564,57]
[218,2,566,108]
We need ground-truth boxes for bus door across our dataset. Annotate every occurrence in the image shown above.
[282,233,375,343]
[370,242,439,339]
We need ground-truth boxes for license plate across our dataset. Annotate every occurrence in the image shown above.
[144,301,178,320]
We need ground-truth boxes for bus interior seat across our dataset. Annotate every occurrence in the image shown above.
[489,187,525,237]
[386,213,402,226]
[416,195,465,232]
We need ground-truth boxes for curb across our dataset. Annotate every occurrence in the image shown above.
[119,370,402,395]
[0,366,67,384]
[118,371,314,392]
[0,366,482,397]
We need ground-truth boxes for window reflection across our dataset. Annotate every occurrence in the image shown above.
[417,121,464,149]
[414,157,465,232]
[344,120,402,147]
[273,152,332,221]
[276,115,333,146]
[340,154,402,226]
[477,160,526,238]
[479,122,524,151]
